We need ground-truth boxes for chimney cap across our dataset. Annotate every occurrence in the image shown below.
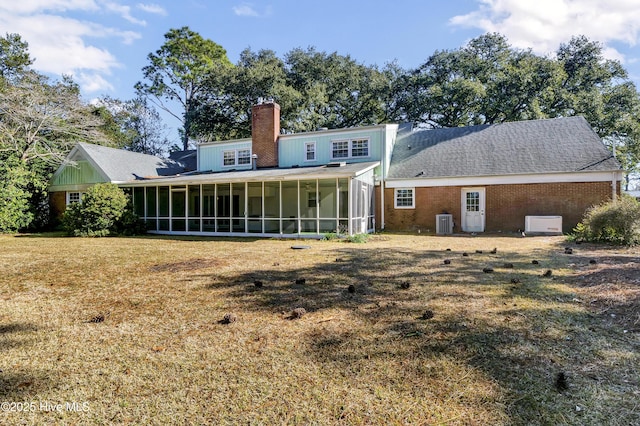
[256,97,275,105]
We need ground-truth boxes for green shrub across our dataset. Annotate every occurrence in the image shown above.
[0,159,33,233]
[572,195,640,245]
[346,233,369,243]
[322,232,340,241]
[62,183,144,237]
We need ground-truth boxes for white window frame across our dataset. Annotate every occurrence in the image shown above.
[330,138,370,160]
[237,149,251,165]
[223,149,252,167]
[394,188,415,209]
[331,140,349,159]
[223,150,236,167]
[351,138,369,157]
[305,142,316,161]
[66,192,82,205]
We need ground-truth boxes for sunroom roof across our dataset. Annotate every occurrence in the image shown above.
[122,161,380,186]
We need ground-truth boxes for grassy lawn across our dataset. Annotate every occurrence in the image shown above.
[0,233,638,425]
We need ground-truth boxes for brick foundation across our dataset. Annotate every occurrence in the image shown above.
[381,181,618,234]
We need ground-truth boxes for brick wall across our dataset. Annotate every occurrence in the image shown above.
[381,181,617,233]
[251,102,280,168]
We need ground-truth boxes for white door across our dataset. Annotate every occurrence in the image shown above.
[360,186,368,234]
[462,188,485,232]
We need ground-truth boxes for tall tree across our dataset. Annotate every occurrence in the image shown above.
[190,48,297,141]
[0,72,110,165]
[0,33,113,231]
[135,27,232,150]
[283,47,389,132]
[402,33,564,128]
[0,33,32,83]
[98,96,171,156]
[555,36,640,185]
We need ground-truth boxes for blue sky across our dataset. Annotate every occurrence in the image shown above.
[2,0,640,141]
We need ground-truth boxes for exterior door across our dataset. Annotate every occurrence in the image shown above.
[360,186,368,234]
[462,188,485,232]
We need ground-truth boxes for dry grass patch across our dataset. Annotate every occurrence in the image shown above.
[0,233,638,425]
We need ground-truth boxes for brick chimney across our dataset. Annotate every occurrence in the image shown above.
[251,101,280,168]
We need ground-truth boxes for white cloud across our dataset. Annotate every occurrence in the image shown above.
[0,1,147,94]
[0,1,99,14]
[233,3,272,18]
[450,0,640,62]
[0,14,122,74]
[105,2,147,26]
[76,72,115,93]
[136,3,168,16]
[233,4,259,17]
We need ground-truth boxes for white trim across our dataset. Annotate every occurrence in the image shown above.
[222,148,252,168]
[461,187,485,232]
[278,124,390,140]
[394,188,415,209]
[304,141,316,162]
[330,138,370,160]
[223,150,236,167]
[66,191,83,205]
[385,170,624,188]
[198,138,252,147]
[121,162,381,187]
[237,149,251,165]
[49,184,94,192]
[50,144,111,187]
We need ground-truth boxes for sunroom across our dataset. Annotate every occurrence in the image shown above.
[123,162,379,237]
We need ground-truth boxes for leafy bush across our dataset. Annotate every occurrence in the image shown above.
[0,158,34,233]
[62,183,144,237]
[322,232,340,241]
[572,195,640,245]
[346,233,370,243]
[114,208,148,236]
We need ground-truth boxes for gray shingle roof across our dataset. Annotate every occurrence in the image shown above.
[168,149,197,172]
[78,143,185,181]
[387,116,621,180]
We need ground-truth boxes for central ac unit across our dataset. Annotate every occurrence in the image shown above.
[525,216,562,234]
[436,214,453,235]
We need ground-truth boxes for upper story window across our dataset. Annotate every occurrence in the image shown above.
[305,142,316,161]
[223,149,252,167]
[238,149,251,165]
[331,141,349,159]
[351,139,369,157]
[223,150,235,166]
[331,138,369,160]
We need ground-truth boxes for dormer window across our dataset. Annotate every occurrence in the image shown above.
[223,149,252,167]
[351,139,369,157]
[331,138,369,160]
[305,142,316,161]
[238,149,251,165]
[223,151,235,166]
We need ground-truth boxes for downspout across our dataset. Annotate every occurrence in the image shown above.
[380,179,385,231]
[380,127,386,230]
[611,139,618,201]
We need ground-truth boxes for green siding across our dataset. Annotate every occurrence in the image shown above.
[50,161,105,186]
[278,128,385,168]
[198,140,253,172]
